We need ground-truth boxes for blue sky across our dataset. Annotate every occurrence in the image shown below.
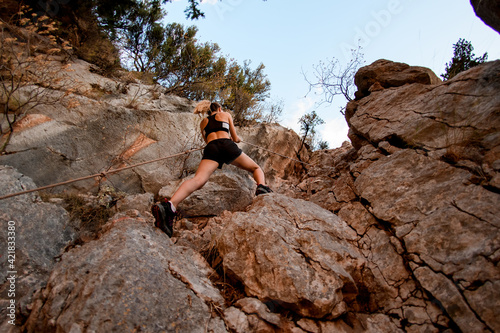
[164,0,500,148]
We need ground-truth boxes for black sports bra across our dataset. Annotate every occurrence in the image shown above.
[204,114,230,137]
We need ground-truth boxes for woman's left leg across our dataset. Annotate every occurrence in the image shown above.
[170,159,219,207]
[230,153,266,185]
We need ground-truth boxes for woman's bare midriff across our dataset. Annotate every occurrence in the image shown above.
[206,131,231,143]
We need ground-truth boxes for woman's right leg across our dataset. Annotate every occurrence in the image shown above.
[230,153,266,185]
[170,159,219,208]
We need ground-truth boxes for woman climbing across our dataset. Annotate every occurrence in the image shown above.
[151,101,272,237]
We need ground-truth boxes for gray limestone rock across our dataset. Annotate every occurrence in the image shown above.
[24,212,224,333]
[216,194,363,319]
[0,165,76,328]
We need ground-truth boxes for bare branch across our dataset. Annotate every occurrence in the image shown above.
[303,44,365,113]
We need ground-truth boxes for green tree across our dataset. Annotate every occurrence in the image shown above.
[318,140,329,150]
[297,111,325,154]
[182,0,205,20]
[92,1,271,124]
[121,0,166,73]
[15,0,203,68]
[154,24,223,90]
[219,61,271,125]
[10,1,271,124]
[93,0,143,40]
[125,21,271,125]
[441,38,488,80]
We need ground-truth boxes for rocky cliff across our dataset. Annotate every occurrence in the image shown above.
[1,55,499,333]
[0,59,304,198]
[287,59,500,333]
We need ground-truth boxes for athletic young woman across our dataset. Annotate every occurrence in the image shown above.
[152,101,272,237]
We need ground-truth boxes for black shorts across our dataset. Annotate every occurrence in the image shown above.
[202,138,242,169]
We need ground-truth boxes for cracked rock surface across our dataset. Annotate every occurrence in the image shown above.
[0,59,304,199]
[291,60,500,332]
[1,58,499,332]
[0,166,76,331]
[216,194,362,319]
[23,213,223,333]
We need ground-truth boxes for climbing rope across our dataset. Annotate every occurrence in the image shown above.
[0,147,203,201]
[0,140,324,201]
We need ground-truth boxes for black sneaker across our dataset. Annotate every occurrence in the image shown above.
[255,184,273,196]
[151,201,176,237]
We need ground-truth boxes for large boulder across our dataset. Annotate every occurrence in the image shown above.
[353,59,441,99]
[159,169,255,217]
[348,60,500,163]
[24,211,226,333]
[0,166,76,330]
[216,194,364,319]
[238,123,309,187]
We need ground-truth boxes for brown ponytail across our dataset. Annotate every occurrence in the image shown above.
[194,100,221,115]
[209,102,221,116]
[193,100,210,114]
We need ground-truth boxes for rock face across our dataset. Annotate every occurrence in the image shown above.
[24,212,225,333]
[2,56,499,332]
[471,0,500,34]
[355,149,498,332]
[0,59,304,198]
[353,59,442,99]
[0,166,76,330]
[0,59,200,195]
[217,194,363,319]
[292,59,500,333]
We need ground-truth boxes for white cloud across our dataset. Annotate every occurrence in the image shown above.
[281,97,350,149]
[281,97,315,134]
[319,117,350,149]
